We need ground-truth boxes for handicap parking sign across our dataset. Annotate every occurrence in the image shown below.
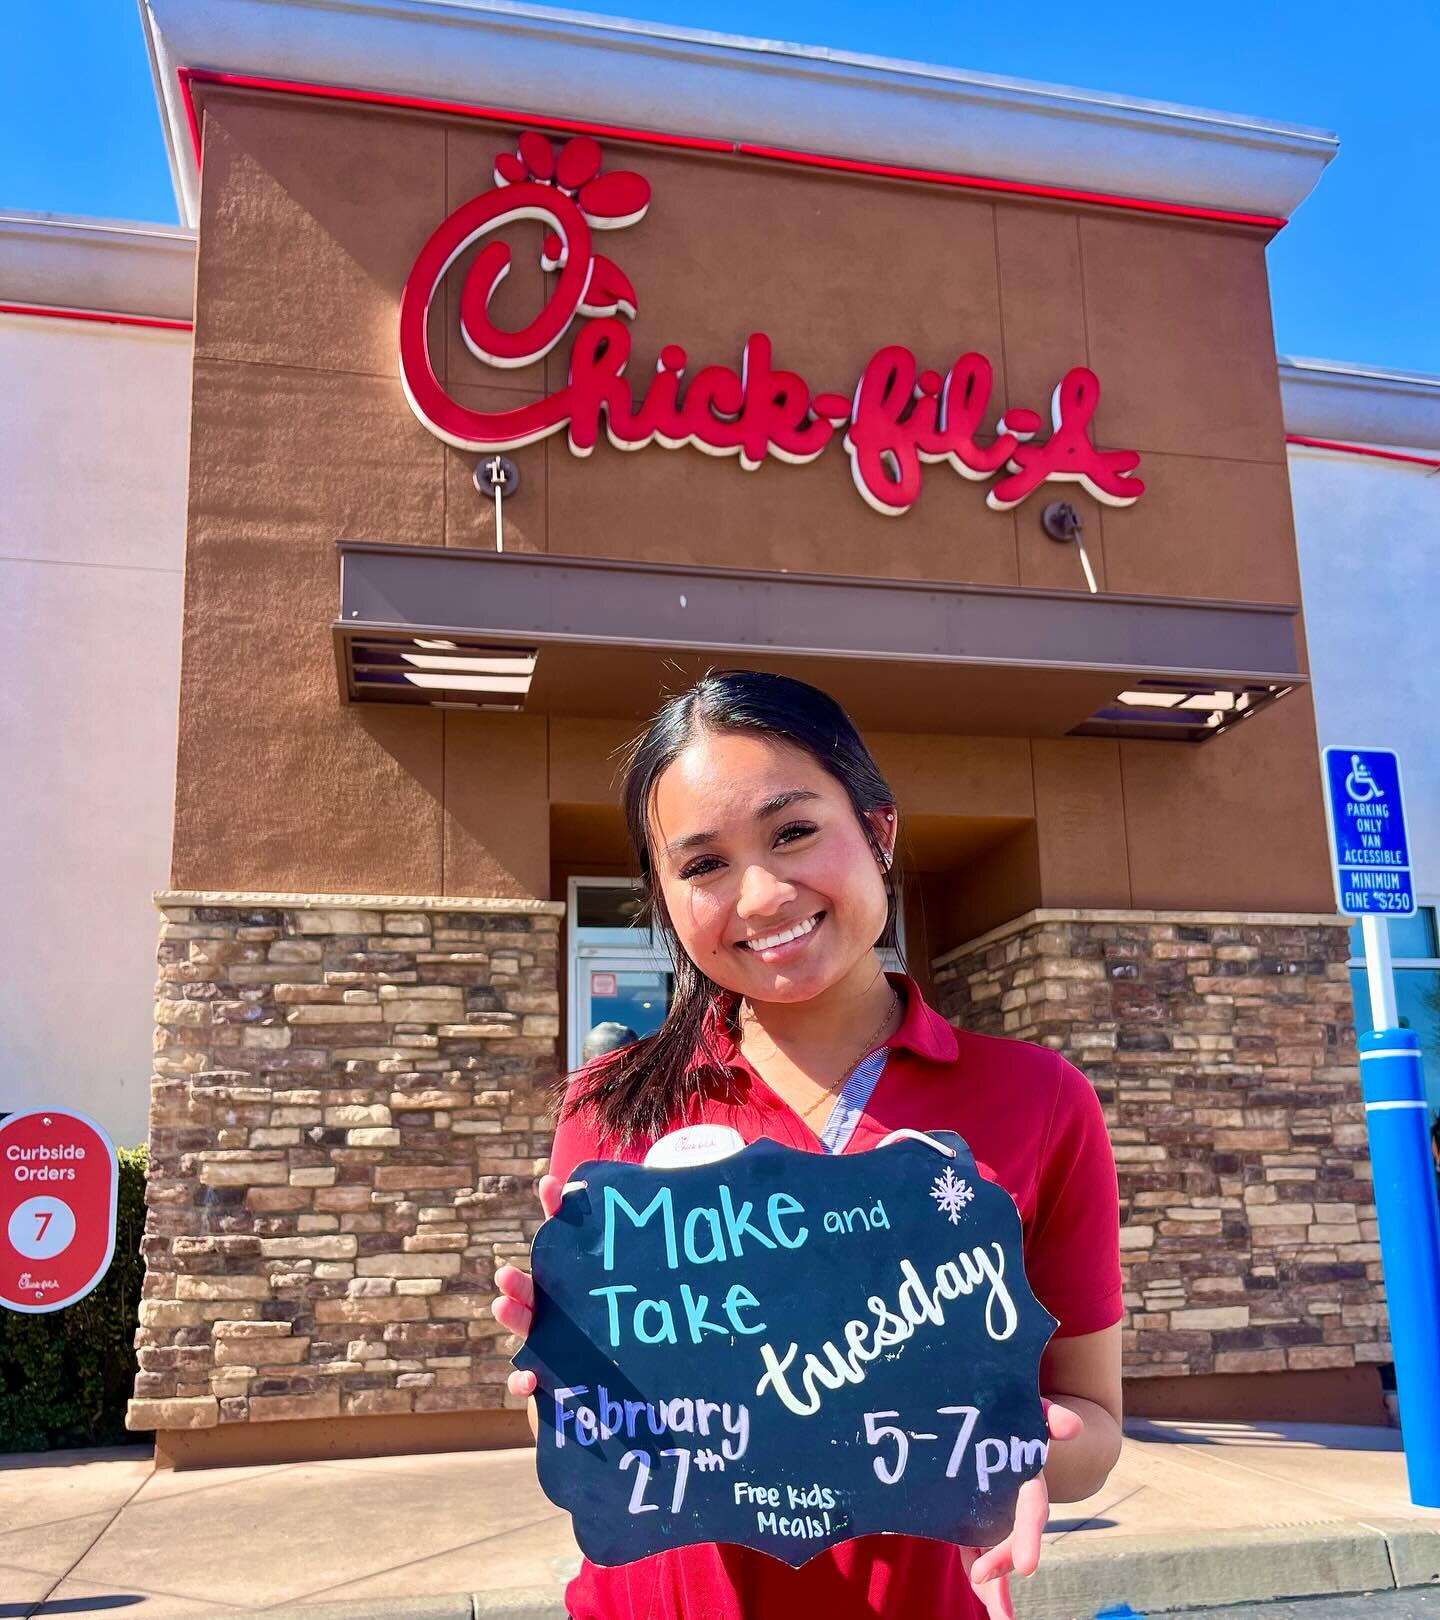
[1321,747,1415,917]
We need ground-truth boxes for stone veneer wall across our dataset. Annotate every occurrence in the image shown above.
[127,892,563,1434]
[931,910,1388,1381]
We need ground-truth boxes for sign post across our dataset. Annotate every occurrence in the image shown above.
[1321,746,1438,1504]
[0,1108,118,1314]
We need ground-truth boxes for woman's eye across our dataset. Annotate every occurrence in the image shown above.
[679,855,722,881]
[775,821,817,846]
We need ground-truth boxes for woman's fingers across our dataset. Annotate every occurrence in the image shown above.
[969,1477,1049,1588]
[959,1547,1014,1620]
[1007,1477,1049,1578]
[492,1180,561,1361]
[507,1368,538,1399]
[1041,1397,1085,1443]
[490,1264,535,1338]
[966,1540,1014,1588]
[493,1264,535,1308]
[490,1292,533,1337]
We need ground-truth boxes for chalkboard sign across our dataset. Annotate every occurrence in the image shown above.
[514,1130,1057,1568]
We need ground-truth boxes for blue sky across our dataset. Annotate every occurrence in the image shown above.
[3,0,1435,373]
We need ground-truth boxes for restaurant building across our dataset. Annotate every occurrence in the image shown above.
[10,0,1440,1465]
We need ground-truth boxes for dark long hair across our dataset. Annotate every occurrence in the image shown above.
[561,669,905,1145]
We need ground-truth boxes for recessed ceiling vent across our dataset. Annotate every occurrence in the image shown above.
[1070,679,1293,742]
[342,636,538,710]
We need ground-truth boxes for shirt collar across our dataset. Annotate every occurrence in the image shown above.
[887,971,961,1063]
[687,969,959,1074]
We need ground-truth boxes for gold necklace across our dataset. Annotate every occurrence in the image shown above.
[740,989,900,1122]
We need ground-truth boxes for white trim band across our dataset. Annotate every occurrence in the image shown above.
[1364,1100,1426,1112]
[140,0,1337,228]
[1359,1048,1424,1062]
[0,212,195,324]
[1280,357,1440,454]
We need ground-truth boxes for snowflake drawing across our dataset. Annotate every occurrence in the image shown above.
[930,1166,975,1225]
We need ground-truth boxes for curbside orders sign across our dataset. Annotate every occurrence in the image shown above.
[0,1108,119,1313]
[1321,747,1416,919]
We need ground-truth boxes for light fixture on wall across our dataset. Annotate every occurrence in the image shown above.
[1041,502,1099,593]
[474,456,520,553]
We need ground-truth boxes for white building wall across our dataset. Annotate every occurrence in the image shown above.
[1284,359,1440,904]
[0,216,194,1147]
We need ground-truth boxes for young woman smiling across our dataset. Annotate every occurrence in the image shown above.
[493,669,1123,1620]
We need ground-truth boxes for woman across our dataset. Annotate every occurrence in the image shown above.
[494,670,1123,1620]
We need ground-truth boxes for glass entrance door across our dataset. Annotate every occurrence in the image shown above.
[567,877,677,1071]
[575,960,676,1059]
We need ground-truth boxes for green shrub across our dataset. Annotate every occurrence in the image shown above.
[0,1145,149,1453]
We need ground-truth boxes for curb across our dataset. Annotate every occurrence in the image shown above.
[1022,1521,1436,1618]
[260,1602,479,1620]
[471,1592,569,1620]
[259,1597,565,1620]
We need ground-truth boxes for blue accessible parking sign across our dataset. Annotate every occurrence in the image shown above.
[1321,747,1415,917]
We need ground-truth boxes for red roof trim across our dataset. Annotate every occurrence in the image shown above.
[176,67,1287,230]
[1286,434,1440,470]
[0,302,193,333]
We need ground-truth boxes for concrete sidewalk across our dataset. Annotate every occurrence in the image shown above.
[3,1420,1439,1619]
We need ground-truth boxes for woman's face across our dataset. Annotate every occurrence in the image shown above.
[647,727,895,1003]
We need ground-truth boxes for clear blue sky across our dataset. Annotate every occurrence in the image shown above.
[4,0,1435,373]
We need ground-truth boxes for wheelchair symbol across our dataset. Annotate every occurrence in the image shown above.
[1344,754,1384,803]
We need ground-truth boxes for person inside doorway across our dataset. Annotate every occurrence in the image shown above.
[493,669,1123,1620]
[580,1021,639,1064]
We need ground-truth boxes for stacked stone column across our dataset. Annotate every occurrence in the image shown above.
[128,892,563,1435]
[932,910,1388,1383]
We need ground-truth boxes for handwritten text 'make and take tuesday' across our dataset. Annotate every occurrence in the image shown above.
[586,1182,1021,1419]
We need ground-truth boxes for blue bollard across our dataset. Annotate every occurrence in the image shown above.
[1358,1027,1440,1507]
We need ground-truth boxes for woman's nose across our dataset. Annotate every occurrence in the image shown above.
[735,863,794,919]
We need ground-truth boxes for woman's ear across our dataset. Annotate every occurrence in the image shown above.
[866,805,898,868]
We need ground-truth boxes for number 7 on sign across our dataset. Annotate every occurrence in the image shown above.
[34,1210,53,1242]
[937,1405,981,1478]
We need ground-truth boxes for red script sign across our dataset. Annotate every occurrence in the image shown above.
[399,134,1145,517]
[1,1108,118,1313]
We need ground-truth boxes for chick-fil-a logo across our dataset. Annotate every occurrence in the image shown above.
[398,133,1145,517]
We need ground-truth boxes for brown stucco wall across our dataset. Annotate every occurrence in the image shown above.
[172,86,1333,932]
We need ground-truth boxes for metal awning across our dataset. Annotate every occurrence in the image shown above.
[333,542,1305,742]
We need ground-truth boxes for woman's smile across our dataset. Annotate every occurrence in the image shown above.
[737,909,826,961]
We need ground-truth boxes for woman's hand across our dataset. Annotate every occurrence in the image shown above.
[960,1399,1085,1620]
[491,1173,564,1399]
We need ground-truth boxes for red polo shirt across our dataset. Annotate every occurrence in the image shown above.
[547,971,1122,1620]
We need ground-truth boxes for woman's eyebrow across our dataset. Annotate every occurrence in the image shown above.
[663,826,719,858]
[751,790,819,822]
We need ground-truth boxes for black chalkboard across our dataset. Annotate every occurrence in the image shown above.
[514,1130,1057,1568]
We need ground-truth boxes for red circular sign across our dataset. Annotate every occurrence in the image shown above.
[0,1109,118,1313]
